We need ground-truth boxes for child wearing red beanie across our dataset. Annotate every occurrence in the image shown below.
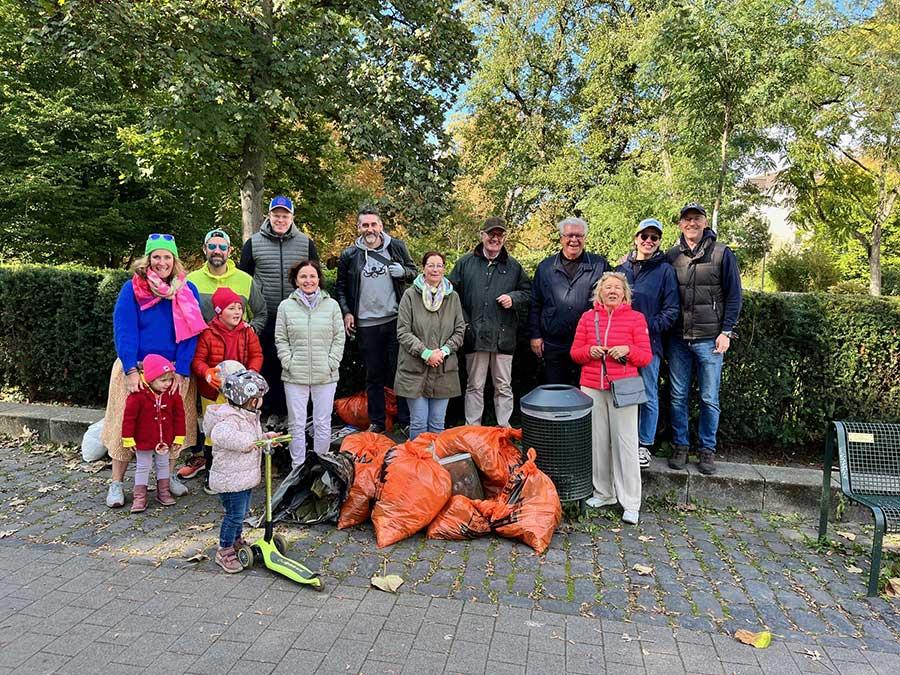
[121,354,186,512]
[185,288,263,484]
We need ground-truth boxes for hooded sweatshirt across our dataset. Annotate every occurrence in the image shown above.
[356,232,399,327]
[203,402,263,494]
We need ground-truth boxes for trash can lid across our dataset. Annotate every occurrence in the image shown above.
[520,384,593,413]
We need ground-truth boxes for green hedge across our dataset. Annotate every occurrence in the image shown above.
[2,265,899,450]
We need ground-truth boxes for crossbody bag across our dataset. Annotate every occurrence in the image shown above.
[594,310,647,408]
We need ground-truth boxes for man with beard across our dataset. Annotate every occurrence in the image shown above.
[178,228,267,483]
[335,205,416,433]
[239,196,318,425]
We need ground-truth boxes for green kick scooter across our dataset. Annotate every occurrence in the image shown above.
[236,435,323,590]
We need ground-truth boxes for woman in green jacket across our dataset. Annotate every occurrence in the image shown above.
[395,251,466,439]
[275,260,345,468]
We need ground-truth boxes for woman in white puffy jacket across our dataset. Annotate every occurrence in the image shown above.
[275,260,346,468]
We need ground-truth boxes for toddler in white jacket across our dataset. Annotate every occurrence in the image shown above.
[203,369,276,574]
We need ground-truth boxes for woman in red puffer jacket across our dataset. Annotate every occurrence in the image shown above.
[571,272,652,525]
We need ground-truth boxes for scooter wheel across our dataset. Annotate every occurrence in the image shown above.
[236,545,255,569]
[311,577,325,592]
[273,534,288,555]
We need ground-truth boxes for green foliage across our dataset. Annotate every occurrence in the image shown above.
[5,265,899,454]
[0,265,127,404]
[769,246,841,292]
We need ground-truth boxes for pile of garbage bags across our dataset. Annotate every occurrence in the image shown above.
[337,426,562,554]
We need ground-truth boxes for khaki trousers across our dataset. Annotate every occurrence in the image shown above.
[581,386,642,511]
[465,352,514,427]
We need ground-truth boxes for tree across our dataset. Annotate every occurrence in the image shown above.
[636,0,818,230]
[784,0,900,295]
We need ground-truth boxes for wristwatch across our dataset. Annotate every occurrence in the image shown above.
[721,331,733,338]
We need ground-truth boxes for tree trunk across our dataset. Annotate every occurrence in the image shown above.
[712,103,732,232]
[239,0,274,242]
[868,226,881,296]
[239,132,266,242]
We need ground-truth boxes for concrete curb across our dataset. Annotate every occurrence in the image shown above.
[0,402,865,521]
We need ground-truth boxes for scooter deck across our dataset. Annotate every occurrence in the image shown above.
[254,540,321,587]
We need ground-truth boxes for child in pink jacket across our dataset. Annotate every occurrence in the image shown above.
[203,369,277,574]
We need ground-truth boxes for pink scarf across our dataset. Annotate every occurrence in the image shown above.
[131,270,207,343]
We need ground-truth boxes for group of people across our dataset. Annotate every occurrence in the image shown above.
[100,196,742,567]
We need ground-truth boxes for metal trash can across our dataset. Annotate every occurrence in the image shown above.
[521,384,593,502]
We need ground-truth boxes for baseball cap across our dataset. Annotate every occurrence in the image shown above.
[203,228,231,245]
[679,202,707,218]
[481,216,507,233]
[635,218,663,236]
[269,195,294,213]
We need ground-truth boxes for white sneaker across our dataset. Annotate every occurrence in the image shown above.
[168,475,188,497]
[622,510,640,525]
[638,447,652,470]
[586,496,617,508]
[106,481,125,508]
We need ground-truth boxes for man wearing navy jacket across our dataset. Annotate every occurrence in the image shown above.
[666,203,742,475]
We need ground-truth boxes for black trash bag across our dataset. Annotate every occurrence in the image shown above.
[260,450,355,526]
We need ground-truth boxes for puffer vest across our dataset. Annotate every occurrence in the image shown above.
[668,234,726,340]
[249,221,311,319]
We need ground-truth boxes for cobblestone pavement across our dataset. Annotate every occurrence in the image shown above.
[2,438,900,674]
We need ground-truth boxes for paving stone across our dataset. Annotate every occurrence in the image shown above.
[270,648,324,675]
[566,640,605,674]
[488,631,529,665]
[317,637,370,674]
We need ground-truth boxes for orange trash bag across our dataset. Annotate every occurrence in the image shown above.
[336,432,396,529]
[490,448,562,554]
[426,495,492,540]
[432,426,523,497]
[371,441,452,548]
[334,388,398,430]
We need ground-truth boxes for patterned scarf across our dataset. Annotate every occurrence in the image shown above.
[131,270,207,343]
[295,288,321,311]
[421,280,445,312]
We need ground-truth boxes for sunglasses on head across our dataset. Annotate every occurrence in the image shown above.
[206,243,228,252]
[148,233,174,242]
[639,232,660,242]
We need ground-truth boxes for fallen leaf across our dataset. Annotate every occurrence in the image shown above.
[36,484,62,493]
[675,503,697,512]
[610,528,622,533]
[734,629,772,649]
[371,574,404,593]
[633,564,653,576]
[0,529,18,539]
[836,531,857,542]
[184,553,209,563]
[638,535,655,543]
[187,523,215,532]
[801,648,822,661]
[8,498,26,507]
[846,565,863,574]
[884,578,900,598]
[883,534,900,551]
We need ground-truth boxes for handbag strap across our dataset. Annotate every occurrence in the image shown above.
[593,310,610,388]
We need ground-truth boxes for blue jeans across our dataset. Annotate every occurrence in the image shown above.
[638,354,661,447]
[667,338,724,452]
[219,489,252,548]
[407,397,449,439]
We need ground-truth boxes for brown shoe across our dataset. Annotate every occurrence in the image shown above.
[216,546,242,574]
[668,445,689,471]
[156,479,176,506]
[131,485,148,513]
[697,450,717,475]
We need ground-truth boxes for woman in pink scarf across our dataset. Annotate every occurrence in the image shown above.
[102,234,207,509]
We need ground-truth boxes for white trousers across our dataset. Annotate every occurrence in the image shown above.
[582,386,642,511]
[284,382,338,468]
[465,352,514,427]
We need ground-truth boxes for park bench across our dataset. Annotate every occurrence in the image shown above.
[818,421,900,596]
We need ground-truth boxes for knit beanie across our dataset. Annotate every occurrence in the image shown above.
[142,354,175,383]
[212,287,243,315]
[144,233,179,258]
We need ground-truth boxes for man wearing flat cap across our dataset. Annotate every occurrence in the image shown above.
[449,217,531,427]
[666,203,742,476]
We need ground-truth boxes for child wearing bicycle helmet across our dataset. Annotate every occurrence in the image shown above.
[202,369,277,573]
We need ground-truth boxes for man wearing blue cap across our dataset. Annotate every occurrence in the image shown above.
[239,196,318,423]
[666,202,742,475]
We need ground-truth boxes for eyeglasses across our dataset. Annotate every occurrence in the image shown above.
[562,233,584,240]
[206,243,229,252]
[482,231,506,240]
[639,233,660,242]
[148,233,174,242]
[425,263,445,269]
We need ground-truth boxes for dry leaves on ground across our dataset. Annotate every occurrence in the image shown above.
[836,531,857,542]
[371,574,404,593]
[846,565,863,574]
[884,578,900,598]
[632,564,653,576]
[734,630,773,649]
[0,529,18,539]
[638,535,655,543]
